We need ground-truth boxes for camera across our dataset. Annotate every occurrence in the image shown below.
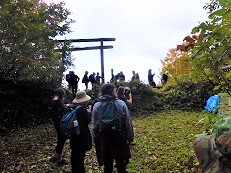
[124,87,131,99]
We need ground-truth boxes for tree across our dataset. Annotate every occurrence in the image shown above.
[190,0,231,94]
[160,48,204,85]
[0,0,74,86]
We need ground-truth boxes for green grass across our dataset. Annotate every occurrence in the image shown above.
[0,110,210,173]
[128,110,208,173]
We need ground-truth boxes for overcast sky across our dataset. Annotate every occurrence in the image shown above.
[45,0,210,89]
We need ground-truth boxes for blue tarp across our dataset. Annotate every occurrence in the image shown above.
[204,95,219,113]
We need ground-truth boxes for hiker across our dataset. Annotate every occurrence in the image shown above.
[117,86,132,106]
[110,69,115,84]
[96,72,102,86]
[131,71,136,81]
[69,71,80,97]
[49,88,68,165]
[148,69,156,87]
[135,73,140,81]
[118,71,125,82]
[92,83,134,173]
[66,72,71,89]
[117,86,135,146]
[69,90,92,173]
[131,71,140,82]
[89,72,97,89]
[161,71,169,85]
[194,116,231,172]
[82,71,89,91]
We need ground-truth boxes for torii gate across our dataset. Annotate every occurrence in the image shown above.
[56,38,116,83]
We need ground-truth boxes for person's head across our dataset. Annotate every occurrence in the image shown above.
[132,70,135,75]
[117,86,125,98]
[93,72,95,76]
[53,87,66,99]
[85,71,88,75]
[69,71,74,74]
[101,83,116,97]
[72,90,91,105]
[148,69,152,74]
[97,72,99,76]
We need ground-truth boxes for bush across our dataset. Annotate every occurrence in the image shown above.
[126,82,164,116]
[0,78,57,132]
[161,81,216,111]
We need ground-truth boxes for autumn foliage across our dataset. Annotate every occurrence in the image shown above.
[176,34,202,52]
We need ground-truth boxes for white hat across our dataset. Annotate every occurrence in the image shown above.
[72,91,91,103]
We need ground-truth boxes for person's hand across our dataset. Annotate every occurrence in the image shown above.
[129,93,132,98]
[86,105,92,112]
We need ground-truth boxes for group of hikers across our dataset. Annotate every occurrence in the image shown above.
[50,83,134,173]
[148,69,169,88]
[110,70,140,84]
[66,71,102,97]
[66,69,169,98]
[52,69,231,173]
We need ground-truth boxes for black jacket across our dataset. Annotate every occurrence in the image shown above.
[70,105,92,151]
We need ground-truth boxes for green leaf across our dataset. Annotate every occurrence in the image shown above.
[210,8,226,18]
[219,0,231,7]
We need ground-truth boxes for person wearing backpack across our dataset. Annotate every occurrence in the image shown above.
[49,88,69,165]
[92,83,134,173]
[82,71,89,91]
[68,71,80,97]
[194,116,231,173]
[69,90,92,173]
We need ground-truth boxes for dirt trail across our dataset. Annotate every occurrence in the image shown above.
[0,123,102,173]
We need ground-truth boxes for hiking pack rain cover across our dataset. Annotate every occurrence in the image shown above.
[204,95,219,113]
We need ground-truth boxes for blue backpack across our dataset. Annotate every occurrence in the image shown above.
[60,106,81,139]
[98,101,124,135]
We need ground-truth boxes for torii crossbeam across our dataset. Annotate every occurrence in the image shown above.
[56,38,116,83]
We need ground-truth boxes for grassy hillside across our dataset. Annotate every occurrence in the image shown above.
[129,110,209,173]
[0,110,211,173]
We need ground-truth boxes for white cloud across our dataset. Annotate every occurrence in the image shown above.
[46,0,210,89]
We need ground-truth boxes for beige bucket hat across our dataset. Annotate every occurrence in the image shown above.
[72,91,91,103]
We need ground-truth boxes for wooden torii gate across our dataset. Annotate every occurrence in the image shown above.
[56,38,116,83]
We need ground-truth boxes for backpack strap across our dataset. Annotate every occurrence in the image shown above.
[73,105,82,120]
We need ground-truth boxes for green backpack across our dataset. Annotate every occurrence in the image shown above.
[98,101,124,136]
[215,116,231,156]
[194,116,231,173]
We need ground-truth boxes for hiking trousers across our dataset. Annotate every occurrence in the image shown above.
[55,124,66,155]
[70,144,86,173]
[103,157,127,173]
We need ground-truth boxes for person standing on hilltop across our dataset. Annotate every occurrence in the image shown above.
[148,69,156,87]
[68,71,80,97]
[82,71,89,91]
[161,71,169,85]
[118,71,125,82]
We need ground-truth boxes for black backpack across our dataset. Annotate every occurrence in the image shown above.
[82,77,85,83]
[89,74,95,83]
